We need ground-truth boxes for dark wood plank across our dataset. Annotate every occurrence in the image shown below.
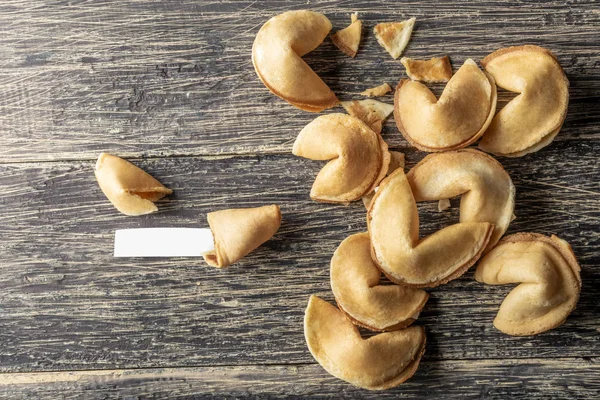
[0,141,598,372]
[0,0,598,161]
[1,358,598,399]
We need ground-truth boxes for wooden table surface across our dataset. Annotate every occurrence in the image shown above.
[0,0,599,398]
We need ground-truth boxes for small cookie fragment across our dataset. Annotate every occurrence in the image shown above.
[304,295,426,390]
[342,99,394,134]
[94,153,172,216]
[475,233,581,336]
[360,83,392,97]
[374,17,416,59]
[401,56,452,83]
[203,205,281,268]
[331,12,362,58]
[437,198,451,212]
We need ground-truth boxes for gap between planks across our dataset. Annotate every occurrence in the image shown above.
[1,357,597,386]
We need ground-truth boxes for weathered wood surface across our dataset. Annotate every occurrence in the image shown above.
[0,0,599,398]
[0,0,598,161]
[1,358,599,399]
[0,143,599,397]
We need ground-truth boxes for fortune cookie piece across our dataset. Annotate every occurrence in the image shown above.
[252,10,338,112]
[400,56,453,83]
[304,295,426,390]
[367,168,493,288]
[479,45,569,157]
[475,233,581,336]
[203,204,281,268]
[361,83,392,97]
[331,12,362,58]
[407,149,515,252]
[341,99,394,134]
[94,153,172,216]
[374,18,416,59]
[362,151,405,209]
[293,114,389,203]
[437,198,451,212]
[331,233,428,331]
[394,59,497,152]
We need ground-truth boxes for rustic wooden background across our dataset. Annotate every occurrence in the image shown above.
[0,0,599,398]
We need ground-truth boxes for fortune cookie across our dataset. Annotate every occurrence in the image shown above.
[94,153,172,216]
[331,233,428,331]
[407,149,515,252]
[304,295,426,390]
[293,114,389,203]
[252,10,338,112]
[475,233,581,336]
[203,205,281,268]
[394,59,497,152]
[400,55,453,83]
[331,12,362,58]
[479,45,569,157]
[367,167,493,288]
[374,18,416,59]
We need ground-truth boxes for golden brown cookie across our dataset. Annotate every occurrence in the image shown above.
[293,114,389,203]
[400,55,452,82]
[475,233,581,336]
[252,10,338,112]
[394,59,497,152]
[367,168,493,288]
[374,18,416,59]
[331,233,428,331]
[203,205,281,268]
[341,99,394,134]
[407,149,515,252]
[94,153,172,216]
[331,12,362,57]
[304,295,426,390]
[361,83,392,97]
[479,45,569,157]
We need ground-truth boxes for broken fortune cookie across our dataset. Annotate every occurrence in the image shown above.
[252,10,338,112]
[203,204,281,268]
[331,12,362,58]
[95,153,172,216]
[304,295,426,390]
[374,17,416,59]
[342,99,394,134]
[400,55,453,83]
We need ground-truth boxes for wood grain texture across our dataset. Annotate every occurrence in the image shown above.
[1,358,599,399]
[0,0,599,398]
[0,0,598,161]
[0,142,598,374]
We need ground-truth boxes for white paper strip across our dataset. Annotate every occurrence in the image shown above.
[114,228,214,257]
